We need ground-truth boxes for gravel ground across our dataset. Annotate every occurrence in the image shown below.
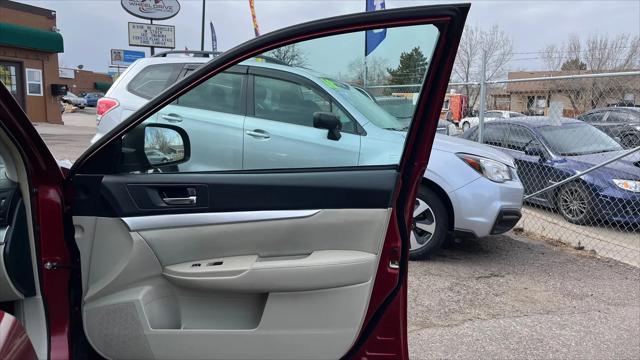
[409,234,640,359]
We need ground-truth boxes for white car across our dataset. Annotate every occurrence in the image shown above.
[94,52,524,259]
[459,110,525,131]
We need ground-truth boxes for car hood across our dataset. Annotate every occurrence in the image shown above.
[566,150,640,180]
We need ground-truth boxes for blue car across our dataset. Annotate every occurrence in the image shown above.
[462,117,640,224]
[83,92,103,107]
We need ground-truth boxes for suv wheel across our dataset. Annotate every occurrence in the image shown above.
[409,186,449,260]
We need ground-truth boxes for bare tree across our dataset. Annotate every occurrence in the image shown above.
[541,33,640,112]
[344,56,389,86]
[265,44,307,67]
[452,24,513,113]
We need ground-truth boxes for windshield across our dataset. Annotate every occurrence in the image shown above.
[538,122,623,156]
[327,80,406,130]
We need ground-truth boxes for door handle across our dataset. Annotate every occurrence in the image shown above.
[162,196,197,205]
[246,129,270,139]
[161,114,183,123]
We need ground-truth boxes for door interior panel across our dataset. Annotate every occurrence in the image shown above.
[74,169,395,359]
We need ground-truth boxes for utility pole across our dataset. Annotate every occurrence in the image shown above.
[149,19,155,55]
[200,0,206,51]
[478,50,487,144]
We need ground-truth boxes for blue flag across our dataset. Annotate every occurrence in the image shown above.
[365,0,386,56]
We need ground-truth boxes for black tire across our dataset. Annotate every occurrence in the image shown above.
[78,105,85,109]
[409,186,449,260]
[461,122,470,131]
[556,182,594,225]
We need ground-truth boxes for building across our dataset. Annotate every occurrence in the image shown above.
[494,70,639,117]
[59,68,113,95]
[0,0,65,123]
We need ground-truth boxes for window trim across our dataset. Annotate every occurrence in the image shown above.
[25,68,43,96]
[248,67,363,135]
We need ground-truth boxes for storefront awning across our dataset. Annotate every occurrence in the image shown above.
[94,82,112,92]
[0,22,64,53]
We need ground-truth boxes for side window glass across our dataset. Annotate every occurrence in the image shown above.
[507,125,538,151]
[483,125,508,148]
[127,63,182,99]
[254,76,329,127]
[177,72,244,115]
[112,23,440,174]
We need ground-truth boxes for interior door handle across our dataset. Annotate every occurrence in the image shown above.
[246,129,270,139]
[162,196,197,205]
[161,114,183,123]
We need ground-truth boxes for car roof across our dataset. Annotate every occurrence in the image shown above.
[491,116,584,128]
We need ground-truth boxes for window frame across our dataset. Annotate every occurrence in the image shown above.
[25,68,43,96]
[247,66,363,135]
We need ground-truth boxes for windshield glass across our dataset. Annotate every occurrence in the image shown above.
[328,81,406,130]
[538,122,623,155]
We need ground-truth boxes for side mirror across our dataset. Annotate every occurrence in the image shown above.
[524,144,546,160]
[120,123,190,172]
[313,112,342,141]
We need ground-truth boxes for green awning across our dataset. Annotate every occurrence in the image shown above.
[94,82,112,92]
[0,22,64,53]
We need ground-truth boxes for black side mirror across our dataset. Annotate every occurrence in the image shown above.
[313,112,342,141]
[120,123,191,172]
[524,144,546,160]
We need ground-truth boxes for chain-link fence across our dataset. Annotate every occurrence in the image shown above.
[364,71,640,266]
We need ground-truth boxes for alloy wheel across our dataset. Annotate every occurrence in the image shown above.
[559,187,588,221]
[411,198,437,251]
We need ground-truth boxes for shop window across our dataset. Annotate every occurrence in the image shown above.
[26,69,43,96]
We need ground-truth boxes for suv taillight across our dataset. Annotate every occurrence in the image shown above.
[96,97,119,125]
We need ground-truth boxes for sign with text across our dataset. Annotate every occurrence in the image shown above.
[128,22,175,49]
[121,0,180,20]
[111,49,145,66]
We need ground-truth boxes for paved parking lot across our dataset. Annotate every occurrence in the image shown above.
[36,113,640,359]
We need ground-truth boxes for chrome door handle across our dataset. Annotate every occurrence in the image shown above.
[162,196,197,205]
[246,129,270,139]
[161,114,183,123]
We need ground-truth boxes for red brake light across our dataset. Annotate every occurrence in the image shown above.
[96,97,119,124]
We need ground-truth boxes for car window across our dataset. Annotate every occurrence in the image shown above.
[127,63,183,99]
[506,125,539,151]
[485,111,501,118]
[113,23,440,173]
[608,111,637,123]
[176,72,244,115]
[254,76,330,127]
[483,124,509,148]
[509,112,523,118]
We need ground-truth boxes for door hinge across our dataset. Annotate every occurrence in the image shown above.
[43,261,77,270]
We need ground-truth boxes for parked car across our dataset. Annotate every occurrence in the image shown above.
[92,55,523,261]
[0,6,485,358]
[61,91,87,109]
[577,107,640,149]
[83,92,103,107]
[373,96,457,135]
[459,110,525,131]
[462,117,640,225]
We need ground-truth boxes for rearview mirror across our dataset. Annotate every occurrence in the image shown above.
[120,123,190,172]
[313,112,342,141]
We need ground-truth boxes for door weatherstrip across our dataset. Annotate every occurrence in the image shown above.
[123,210,320,231]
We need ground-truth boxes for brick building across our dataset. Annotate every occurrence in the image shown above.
[59,68,113,95]
[0,0,65,123]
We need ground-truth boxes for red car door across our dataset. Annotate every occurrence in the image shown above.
[0,4,467,359]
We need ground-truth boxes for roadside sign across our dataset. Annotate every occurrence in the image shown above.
[111,49,145,66]
[128,22,175,49]
[121,0,180,20]
[58,68,75,79]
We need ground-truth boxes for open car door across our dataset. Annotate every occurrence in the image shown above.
[0,4,467,359]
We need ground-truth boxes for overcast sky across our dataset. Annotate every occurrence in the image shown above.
[16,0,640,73]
